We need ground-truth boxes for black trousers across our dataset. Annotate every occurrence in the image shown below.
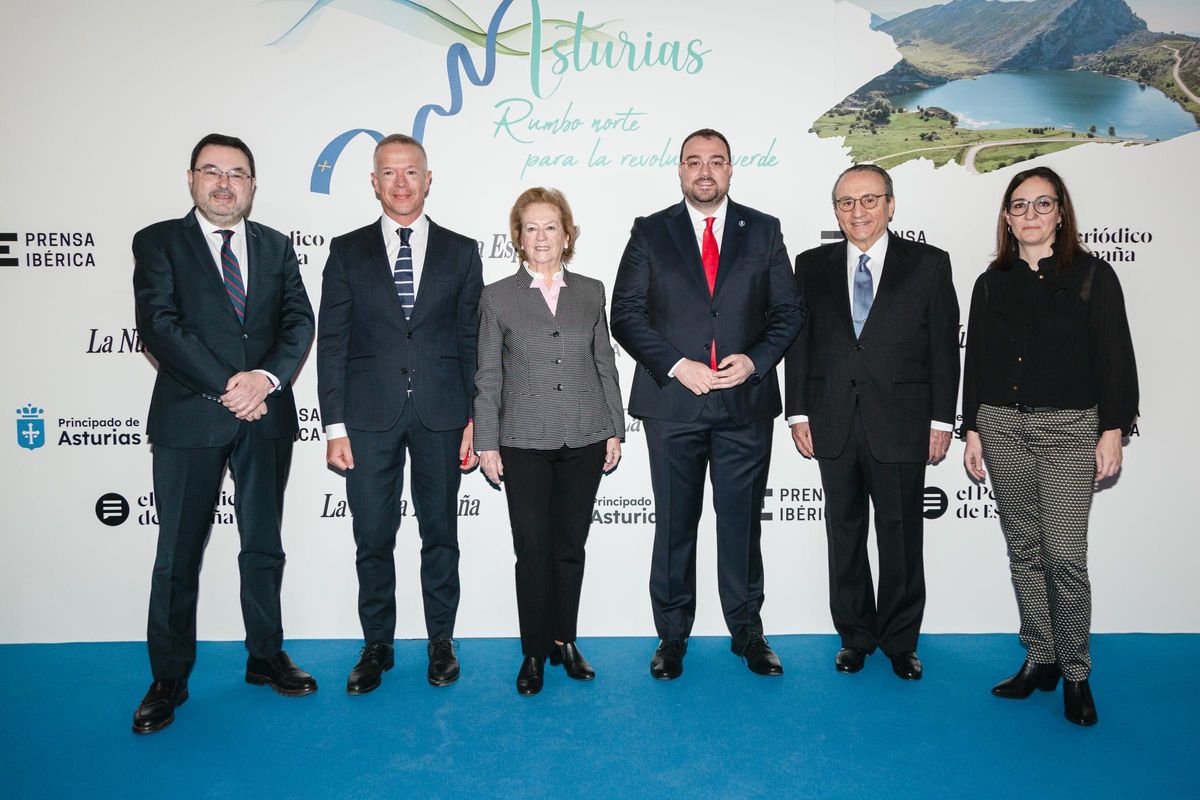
[147,425,293,680]
[346,401,463,642]
[817,407,926,655]
[500,441,606,657]
[643,392,774,640]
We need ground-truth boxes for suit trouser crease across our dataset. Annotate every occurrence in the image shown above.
[501,441,606,656]
[644,392,773,640]
[817,407,926,654]
[976,404,1096,680]
[147,426,290,680]
[346,401,462,642]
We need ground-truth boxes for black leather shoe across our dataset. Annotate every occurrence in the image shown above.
[347,641,394,695]
[650,639,687,680]
[132,679,188,734]
[246,651,318,696]
[549,641,595,680]
[516,655,545,695]
[731,627,783,676]
[889,651,923,680]
[835,647,868,674]
[992,660,1060,699]
[1064,679,1098,726]
[427,639,460,687]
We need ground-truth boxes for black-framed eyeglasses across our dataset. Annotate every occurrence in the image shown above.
[192,166,254,186]
[681,157,730,171]
[1007,196,1058,216]
[834,193,889,212]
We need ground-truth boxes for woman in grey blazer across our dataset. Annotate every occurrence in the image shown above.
[474,188,624,696]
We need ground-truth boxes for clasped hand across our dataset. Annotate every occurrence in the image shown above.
[220,371,272,421]
[675,354,754,396]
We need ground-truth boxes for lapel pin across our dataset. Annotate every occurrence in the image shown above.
[738,220,745,227]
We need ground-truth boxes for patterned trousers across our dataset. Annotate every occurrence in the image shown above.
[976,404,1098,680]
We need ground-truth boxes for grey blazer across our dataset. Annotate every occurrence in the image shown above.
[474,266,625,451]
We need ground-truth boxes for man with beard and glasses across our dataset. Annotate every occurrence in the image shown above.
[611,128,805,680]
[131,133,316,734]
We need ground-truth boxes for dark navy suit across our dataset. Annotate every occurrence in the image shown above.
[611,199,804,639]
[317,217,482,642]
[133,209,314,680]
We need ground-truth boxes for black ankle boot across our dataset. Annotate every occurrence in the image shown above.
[991,660,1060,699]
[1063,679,1098,726]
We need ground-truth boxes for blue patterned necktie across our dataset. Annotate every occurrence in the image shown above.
[852,252,873,338]
[393,226,414,320]
[217,229,246,324]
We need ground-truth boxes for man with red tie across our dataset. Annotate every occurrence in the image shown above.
[611,129,805,680]
[131,133,316,733]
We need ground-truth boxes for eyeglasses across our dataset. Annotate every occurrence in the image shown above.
[1007,196,1058,216]
[834,193,889,212]
[192,166,254,186]
[681,157,730,171]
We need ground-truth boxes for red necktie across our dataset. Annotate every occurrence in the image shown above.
[702,217,719,368]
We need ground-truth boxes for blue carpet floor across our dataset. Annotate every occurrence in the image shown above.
[1,635,1195,798]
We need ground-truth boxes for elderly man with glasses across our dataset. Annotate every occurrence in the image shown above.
[784,164,960,681]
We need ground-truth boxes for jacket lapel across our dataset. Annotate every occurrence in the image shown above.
[860,232,904,339]
[825,241,855,338]
[712,200,744,298]
[242,220,265,325]
[183,209,243,326]
[666,202,711,297]
[410,217,444,325]
[369,217,409,325]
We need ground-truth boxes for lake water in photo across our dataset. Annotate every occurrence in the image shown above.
[890,70,1199,140]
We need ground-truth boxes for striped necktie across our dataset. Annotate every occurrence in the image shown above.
[217,229,245,324]
[394,226,414,320]
[852,252,873,338]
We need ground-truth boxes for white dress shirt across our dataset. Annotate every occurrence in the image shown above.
[669,197,729,378]
[787,231,952,432]
[193,209,279,390]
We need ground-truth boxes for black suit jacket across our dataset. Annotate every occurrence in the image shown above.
[133,210,314,448]
[784,234,960,463]
[317,217,483,432]
[610,199,804,425]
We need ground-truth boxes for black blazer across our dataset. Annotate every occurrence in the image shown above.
[784,234,960,463]
[133,210,314,448]
[610,199,804,425]
[473,267,624,452]
[317,217,483,433]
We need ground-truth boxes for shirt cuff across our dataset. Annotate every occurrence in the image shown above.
[931,420,953,432]
[787,415,809,426]
[324,423,349,440]
[667,358,686,379]
[253,369,280,392]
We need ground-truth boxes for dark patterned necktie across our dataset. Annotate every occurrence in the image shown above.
[218,229,245,323]
[394,226,414,320]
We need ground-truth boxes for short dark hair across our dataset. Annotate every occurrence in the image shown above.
[992,165,1086,271]
[509,187,579,265]
[374,133,428,164]
[679,128,731,162]
[190,133,255,177]
[831,164,893,203]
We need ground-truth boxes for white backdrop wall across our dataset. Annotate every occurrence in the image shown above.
[1,0,1194,643]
